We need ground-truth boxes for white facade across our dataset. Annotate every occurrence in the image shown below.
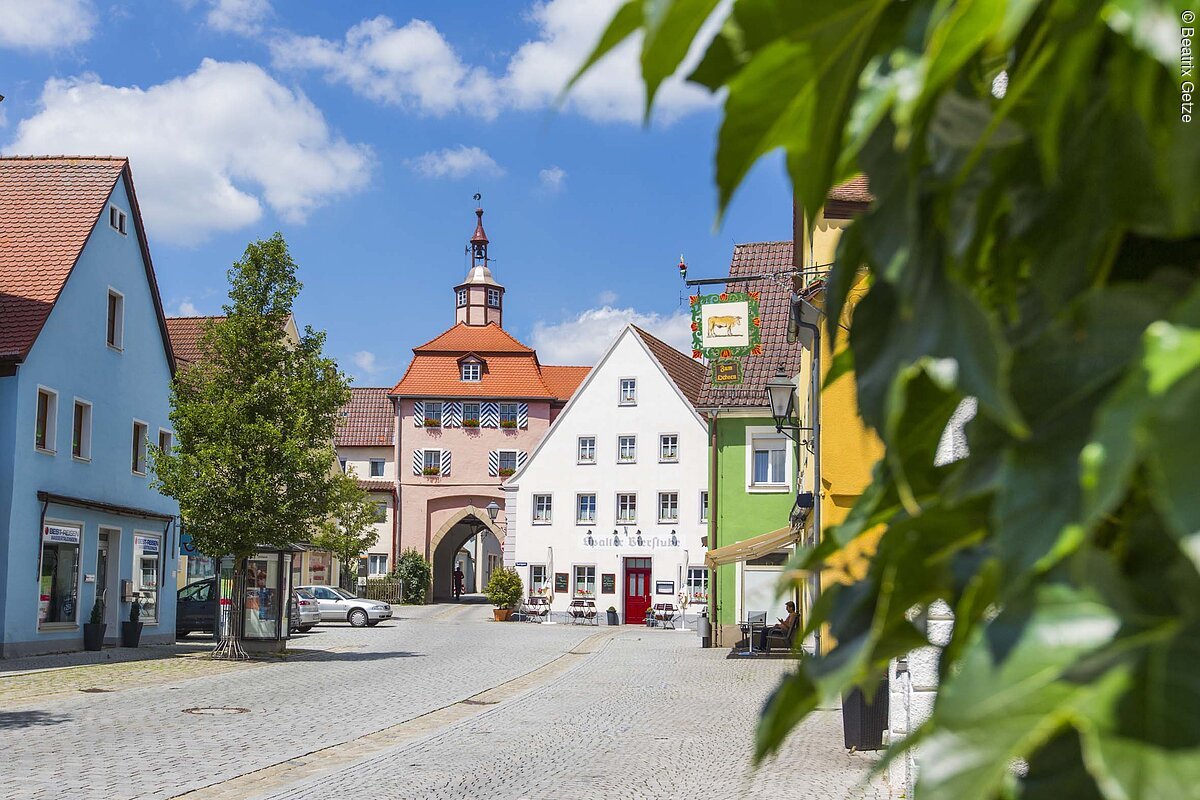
[336,444,395,573]
[504,326,708,623]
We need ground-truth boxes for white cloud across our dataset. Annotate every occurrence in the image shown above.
[352,350,379,374]
[176,299,202,316]
[7,59,372,245]
[205,0,272,35]
[530,306,693,365]
[407,146,503,180]
[0,0,96,50]
[270,17,501,118]
[538,165,566,193]
[598,290,618,305]
[270,0,722,125]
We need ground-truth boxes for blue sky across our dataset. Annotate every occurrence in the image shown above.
[0,0,791,381]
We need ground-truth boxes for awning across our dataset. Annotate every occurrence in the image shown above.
[705,526,800,567]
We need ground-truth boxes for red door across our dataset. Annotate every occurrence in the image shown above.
[624,558,652,624]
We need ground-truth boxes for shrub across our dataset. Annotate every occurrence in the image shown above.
[89,599,104,625]
[390,548,432,605]
[484,567,523,609]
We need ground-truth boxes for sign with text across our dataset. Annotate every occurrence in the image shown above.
[601,573,616,594]
[691,291,762,386]
[554,572,569,593]
[42,524,80,544]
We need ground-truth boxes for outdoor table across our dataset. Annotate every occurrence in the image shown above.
[652,603,678,629]
[526,596,550,623]
[737,618,765,656]
[568,599,597,625]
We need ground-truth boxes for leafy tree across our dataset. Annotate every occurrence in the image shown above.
[311,474,382,589]
[153,233,352,649]
[391,548,433,605]
[584,2,1199,798]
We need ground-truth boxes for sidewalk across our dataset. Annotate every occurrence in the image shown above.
[0,641,216,677]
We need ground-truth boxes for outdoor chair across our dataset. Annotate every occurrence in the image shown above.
[526,597,550,623]
[652,603,678,629]
[763,615,801,653]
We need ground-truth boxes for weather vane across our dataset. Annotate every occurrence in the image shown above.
[473,192,482,203]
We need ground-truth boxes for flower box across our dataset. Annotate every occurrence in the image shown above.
[422,467,441,476]
[423,418,441,428]
[500,420,518,429]
[497,468,515,477]
[462,419,480,428]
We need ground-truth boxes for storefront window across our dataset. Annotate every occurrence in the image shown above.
[686,567,709,604]
[574,565,596,598]
[39,523,81,626]
[134,534,160,622]
[244,557,280,639]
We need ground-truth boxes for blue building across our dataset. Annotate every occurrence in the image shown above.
[0,157,180,657]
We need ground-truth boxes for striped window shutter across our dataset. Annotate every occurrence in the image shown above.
[441,449,452,476]
[488,450,499,477]
[517,451,528,470]
[444,401,462,428]
[481,401,499,428]
[517,402,528,429]
[413,401,424,427]
[412,449,424,475]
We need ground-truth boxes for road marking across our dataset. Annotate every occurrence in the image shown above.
[171,627,622,800]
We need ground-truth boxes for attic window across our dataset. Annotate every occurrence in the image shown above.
[461,362,481,382]
[109,205,127,235]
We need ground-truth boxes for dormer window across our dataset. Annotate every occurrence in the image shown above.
[487,288,501,308]
[109,205,127,235]
[461,362,481,382]
[456,289,467,307]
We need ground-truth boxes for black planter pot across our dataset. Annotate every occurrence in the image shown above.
[606,610,619,626]
[842,679,889,751]
[120,621,144,648]
[83,623,106,651]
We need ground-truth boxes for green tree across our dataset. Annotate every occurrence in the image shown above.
[584,2,1199,798]
[311,474,382,589]
[391,548,433,605]
[153,233,352,653]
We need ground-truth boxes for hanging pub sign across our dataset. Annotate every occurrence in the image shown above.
[691,290,762,386]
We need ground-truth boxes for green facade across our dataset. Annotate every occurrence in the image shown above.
[710,413,796,628]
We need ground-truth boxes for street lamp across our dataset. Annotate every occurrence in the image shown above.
[485,500,500,522]
[765,366,797,433]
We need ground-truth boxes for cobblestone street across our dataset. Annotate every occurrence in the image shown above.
[0,603,890,800]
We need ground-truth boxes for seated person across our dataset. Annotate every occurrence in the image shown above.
[758,601,798,650]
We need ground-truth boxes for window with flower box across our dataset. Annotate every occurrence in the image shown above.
[574,565,596,598]
[423,449,443,475]
[424,401,443,428]
[462,402,481,428]
[686,567,709,604]
[499,402,519,428]
[497,450,518,477]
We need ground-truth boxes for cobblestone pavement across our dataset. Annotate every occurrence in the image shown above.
[0,601,890,800]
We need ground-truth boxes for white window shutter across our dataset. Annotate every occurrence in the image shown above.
[517,402,528,429]
[413,401,424,427]
[412,449,424,475]
[441,449,451,476]
[488,450,499,477]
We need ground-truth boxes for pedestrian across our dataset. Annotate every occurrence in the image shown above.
[453,563,465,600]
[758,601,798,651]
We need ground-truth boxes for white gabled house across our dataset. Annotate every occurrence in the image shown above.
[504,325,709,624]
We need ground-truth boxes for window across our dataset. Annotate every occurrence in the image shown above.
[35,387,57,452]
[686,567,709,604]
[131,420,148,474]
[373,502,388,522]
[456,288,467,307]
[574,565,596,598]
[530,564,548,593]
[423,449,443,475]
[533,494,552,523]
[106,289,124,350]
[133,533,160,622]
[38,522,81,627]
[618,435,637,463]
[617,493,637,523]
[487,288,501,307]
[658,492,679,522]
[619,378,637,405]
[576,493,596,524]
[700,490,709,523]
[499,402,519,427]
[750,432,789,487]
[424,401,442,428]
[158,428,173,455]
[577,436,596,464]
[109,205,127,234]
[462,402,481,426]
[368,554,388,576]
[369,458,385,477]
[339,458,347,473]
[497,450,518,475]
[461,362,481,382]
[659,434,678,462]
[72,400,92,460]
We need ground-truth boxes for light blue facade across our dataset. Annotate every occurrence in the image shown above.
[0,172,180,657]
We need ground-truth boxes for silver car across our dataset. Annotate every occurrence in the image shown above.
[299,585,393,627]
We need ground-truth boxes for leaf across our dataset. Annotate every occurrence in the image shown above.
[640,0,722,118]
[563,0,644,102]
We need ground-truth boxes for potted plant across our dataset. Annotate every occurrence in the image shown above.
[498,467,515,478]
[485,567,523,621]
[500,419,518,429]
[121,598,143,647]
[606,606,619,626]
[423,418,441,428]
[462,418,480,428]
[422,466,440,476]
[83,599,106,651]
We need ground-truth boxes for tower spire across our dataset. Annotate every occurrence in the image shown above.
[454,195,504,328]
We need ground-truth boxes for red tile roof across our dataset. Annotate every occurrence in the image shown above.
[540,365,591,399]
[697,241,805,408]
[336,387,395,447]
[355,478,395,494]
[165,316,226,366]
[631,326,705,409]
[828,175,872,203]
[0,157,139,361]
[391,323,584,400]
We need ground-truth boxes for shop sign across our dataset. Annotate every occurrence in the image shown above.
[601,573,616,594]
[180,531,201,556]
[135,535,160,554]
[554,572,569,593]
[42,524,80,544]
[690,291,762,386]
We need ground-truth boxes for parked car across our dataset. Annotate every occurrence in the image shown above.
[297,585,393,627]
[177,577,321,637]
[291,588,320,633]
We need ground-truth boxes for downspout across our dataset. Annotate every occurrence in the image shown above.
[792,294,822,655]
[708,409,720,646]
[36,495,49,580]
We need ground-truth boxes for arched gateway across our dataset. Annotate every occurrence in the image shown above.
[430,506,504,599]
